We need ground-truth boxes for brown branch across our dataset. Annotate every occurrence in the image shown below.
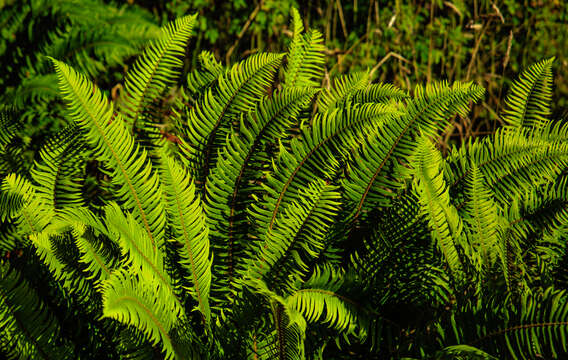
[225,1,262,63]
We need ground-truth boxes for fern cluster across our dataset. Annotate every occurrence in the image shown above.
[1,10,568,360]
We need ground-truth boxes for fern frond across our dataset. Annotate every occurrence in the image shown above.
[344,81,484,221]
[462,165,506,277]
[447,288,568,359]
[0,106,21,148]
[119,14,197,130]
[412,137,464,275]
[246,278,306,360]
[1,173,50,235]
[205,87,317,300]
[0,263,71,360]
[283,9,325,89]
[502,57,554,129]
[317,72,370,113]
[71,222,117,286]
[350,82,408,104]
[103,203,180,313]
[181,52,284,184]
[250,181,341,295]
[287,266,361,335]
[31,125,86,210]
[102,270,182,360]
[159,150,212,322]
[185,51,224,96]
[50,58,166,248]
[252,102,398,235]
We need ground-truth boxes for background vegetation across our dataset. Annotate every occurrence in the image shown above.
[2,0,567,135]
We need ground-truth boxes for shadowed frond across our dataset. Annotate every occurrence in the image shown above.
[31,125,86,210]
[0,263,71,360]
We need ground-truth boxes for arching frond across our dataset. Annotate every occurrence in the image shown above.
[251,102,398,235]
[102,270,182,360]
[343,81,485,222]
[350,82,408,105]
[502,57,554,129]
[50,58,166,248]
[103,203,179,312]
[205,88,317,300]
[287,266,361,335]
[412,137,464,275]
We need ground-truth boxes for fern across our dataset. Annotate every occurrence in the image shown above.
[1,10,568,360]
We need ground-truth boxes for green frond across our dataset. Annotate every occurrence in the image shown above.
[343,81,484,222]
[289,8,304,40]
[0,106,21,148]
[284,9,325,89]
[50,58,166,248]
[31,125,86,210]
[71,222,117,286]
[103,203,180,313]
[0,263,71,360]
[446,287,568,359]
[119,14,197,130]
[181,52,284,184]
[445,124,568,208]
[287,266,361,335]
[28,231,73,285]
[349,82,409,104]
[502,57,554,129]
[1,173,50,235]
[462,165,507,277]
[317,72,370,113]
[159,150,212,322]
[186,51,224,96]
[252,102,398,235]
[412,137,464,275]
[205,87,317,302]
[249,181,341,294]
[246,278,307,360]
[41,23,160,79]
[102,270,182,360]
